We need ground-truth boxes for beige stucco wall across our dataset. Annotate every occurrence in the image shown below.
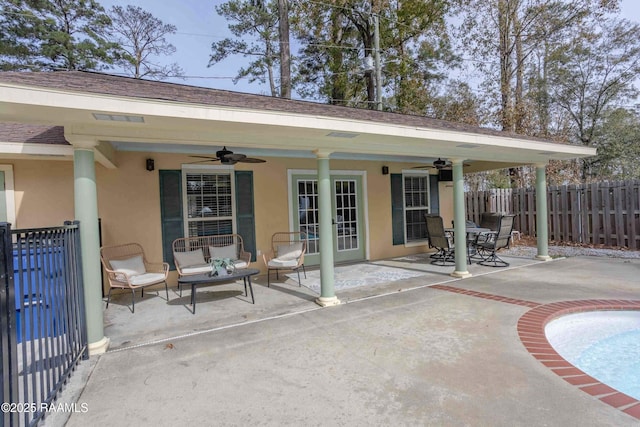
[438,181,454,228]
[5,153,452,293]
[10,159,74,229]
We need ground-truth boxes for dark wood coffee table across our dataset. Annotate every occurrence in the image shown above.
[177,268,259,314]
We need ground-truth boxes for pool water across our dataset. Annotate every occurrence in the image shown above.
[545,311,640,400]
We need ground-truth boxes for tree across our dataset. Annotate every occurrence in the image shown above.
[209,0,281,96]
[293,0,456,110]
[457,0,625,187]
[587,108,640,180]
[549,17,640,146]
[107,5,183,80]
[0,0,117,71]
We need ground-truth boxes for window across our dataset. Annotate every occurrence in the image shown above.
[183,171,234,237]
[403,175,430,242]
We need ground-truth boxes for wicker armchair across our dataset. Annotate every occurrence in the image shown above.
[262,232,307,287]
[100,243,169,313]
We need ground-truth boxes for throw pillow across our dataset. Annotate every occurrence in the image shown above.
[173,249,205,267]
[276,242,303,261]
[209,244,237,260]
[110,255,146,276]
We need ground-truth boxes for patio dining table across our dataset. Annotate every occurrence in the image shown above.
[445,227,493,262]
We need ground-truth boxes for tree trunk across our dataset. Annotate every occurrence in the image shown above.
[330,11,346,105]
[498,0,513,132]
[513,8,525,134]
[278,0,291,99]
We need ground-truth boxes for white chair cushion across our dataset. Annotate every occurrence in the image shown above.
[110,255,146,277]
[181,264,213,275]
[276,242,303,261]
[232,260,248,269]
[209,244,237,260]
[129,272,166,286]
[268,258,299,268]
[174,249,205,268]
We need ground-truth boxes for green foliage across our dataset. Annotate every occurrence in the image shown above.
[588,108,640,180]
[0,0,118,70]
[208,0,280,95]
[292,0,457,109]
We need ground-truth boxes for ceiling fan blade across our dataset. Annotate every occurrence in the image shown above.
[189,155,220,160]
[238,157,266,163]
[224,153,247,161]
[188,159,219,164]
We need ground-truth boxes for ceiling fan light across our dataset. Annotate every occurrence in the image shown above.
[433,158,447,169]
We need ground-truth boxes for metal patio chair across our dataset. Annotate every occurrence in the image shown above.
[475,214,516,267]
[425,214,455,266]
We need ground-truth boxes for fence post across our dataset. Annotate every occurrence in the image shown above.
[0,222,18,427]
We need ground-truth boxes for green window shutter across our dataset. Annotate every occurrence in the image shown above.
[235,171,256,262]
[429,174,440,215]
[391,173,404,245]
[159,170,183,270]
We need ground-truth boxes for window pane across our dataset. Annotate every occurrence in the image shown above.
[188,219,233,237]
[404,175,429,241]
[405,209,428,241]
[186,172,233,237]
[298,180,319,254]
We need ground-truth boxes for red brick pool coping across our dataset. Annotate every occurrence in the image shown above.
[431,286,640,420]
[518,300,640,420]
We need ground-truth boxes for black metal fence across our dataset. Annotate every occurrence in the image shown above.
[1,222,88,427]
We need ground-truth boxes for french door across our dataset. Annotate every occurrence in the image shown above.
[292,173,365,265]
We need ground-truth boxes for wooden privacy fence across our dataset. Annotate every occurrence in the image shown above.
[465,180,640,249]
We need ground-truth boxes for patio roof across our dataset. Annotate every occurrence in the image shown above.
[0,71,595,171]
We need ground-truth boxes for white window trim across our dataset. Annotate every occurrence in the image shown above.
[181,165,236,238]
[401,170,431,246]
[0,165,16,227]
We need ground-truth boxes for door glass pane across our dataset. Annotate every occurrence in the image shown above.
[298,180,319,254]
[335,179,358,251]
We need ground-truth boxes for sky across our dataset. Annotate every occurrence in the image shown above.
[99,0,640,97]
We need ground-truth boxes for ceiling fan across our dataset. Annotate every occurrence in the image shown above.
[189,146,266,165]
[412,158,469,170]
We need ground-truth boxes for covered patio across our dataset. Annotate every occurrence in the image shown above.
[0,71,596,355]
[103,252,542,351]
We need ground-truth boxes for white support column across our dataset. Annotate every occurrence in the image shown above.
[314,149,340,307]
[535,163,552,261]
[450,158,472,278]
[69,136,109,355]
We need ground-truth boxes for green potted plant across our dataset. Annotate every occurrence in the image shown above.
[210,257,234,276]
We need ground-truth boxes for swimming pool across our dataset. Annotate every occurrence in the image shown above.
[545,311,640,400]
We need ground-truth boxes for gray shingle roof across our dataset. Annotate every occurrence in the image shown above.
[0,70,556,144]
[0,122,68,145]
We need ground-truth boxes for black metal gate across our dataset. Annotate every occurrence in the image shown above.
[1,221,88,427]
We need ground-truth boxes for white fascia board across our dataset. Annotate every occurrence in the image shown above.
[0,141,116,169]
[1,83,597,158]
[0,141,72,156]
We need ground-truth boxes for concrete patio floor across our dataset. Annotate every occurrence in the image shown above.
[48,254,640,426]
